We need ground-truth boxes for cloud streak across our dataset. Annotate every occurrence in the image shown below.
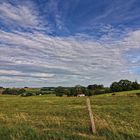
[0,3,39,26]
[0,0,140,87]
[0,28,139,87]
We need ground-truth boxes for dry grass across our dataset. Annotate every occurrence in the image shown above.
[0,95,94,140]
[91,96,140,140]
[0,92,140,140]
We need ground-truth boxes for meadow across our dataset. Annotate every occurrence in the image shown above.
[0,91,140,140]
[0,95,93,140]
[91,96,140,140]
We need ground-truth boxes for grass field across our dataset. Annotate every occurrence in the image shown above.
[0,95,93,140]
[91,96,140,140]
[0,91,140,140]
[97,90,140,97]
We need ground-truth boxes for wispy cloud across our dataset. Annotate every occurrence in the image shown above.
[0,0,140,87]
[0,2,51,32]
[0,27,139,87]
[0,3,38,26]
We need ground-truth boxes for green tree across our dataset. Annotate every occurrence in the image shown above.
[55,86,65,97]
[2,88,18,95]
[118,80,132,91]
[17,88,26,94]
[73,85,84,96]
[110,79,139,92]
[110,82,122,92]
[87,84,104,90]
[132,81,140,90]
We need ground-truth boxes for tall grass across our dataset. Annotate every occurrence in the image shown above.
[0,95,94,140]
[91,96,140,140]
[0,93,140,140]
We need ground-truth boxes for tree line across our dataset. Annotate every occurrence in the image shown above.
[0,79,140,96]
[54,79,140,96]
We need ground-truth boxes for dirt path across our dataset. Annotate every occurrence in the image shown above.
[86,97,96,134]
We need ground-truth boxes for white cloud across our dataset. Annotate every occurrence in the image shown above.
[0,70,22,75]
[0,2,47,30]
[0,1,139,86]
[1,27,140,87]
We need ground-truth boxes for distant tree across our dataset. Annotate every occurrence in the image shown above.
[68,87,76,96]
[81,87,88,95]
[2,88,18,95]
[110,79,140,92]
[110,82,122,92]
[41,87,55,91]
[118,80,133,91]
[87,84,104,90]
[17,88,26,94]
[21,92,35,97]
[40,87,49,91]
[63,89,70,96]
[94,89,105,95]
[132,81,140,90]
[67,86,87,96]
[104,87,112,93]
[2,88,9,94]
[85,89,93,96]
[73,85,84,96]
[55,86,65,97]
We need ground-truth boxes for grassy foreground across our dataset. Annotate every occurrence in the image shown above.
[0,95,93,140]
[0,92,140,140]
[91,96,140,140]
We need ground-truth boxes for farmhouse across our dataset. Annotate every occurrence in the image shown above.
[77,94,85,97]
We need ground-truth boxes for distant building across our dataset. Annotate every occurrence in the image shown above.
[77,94,85,97]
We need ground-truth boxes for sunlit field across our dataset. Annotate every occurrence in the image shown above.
[91,95,140,140]
[0,91,140,140]
[0,95,93,140]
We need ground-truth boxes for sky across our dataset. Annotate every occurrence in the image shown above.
[0,0,140,87]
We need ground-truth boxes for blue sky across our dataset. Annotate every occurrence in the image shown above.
[0,0,140,87]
